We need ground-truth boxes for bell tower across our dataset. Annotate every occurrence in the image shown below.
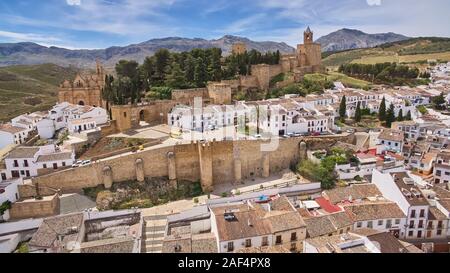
[304,26,313,44]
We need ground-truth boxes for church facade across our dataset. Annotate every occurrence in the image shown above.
[58,61,105,107]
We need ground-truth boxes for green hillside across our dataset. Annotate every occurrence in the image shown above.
[0,64,79,121]
[323,37,450,68]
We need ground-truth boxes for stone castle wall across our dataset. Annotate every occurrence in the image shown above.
[26,136,349,198]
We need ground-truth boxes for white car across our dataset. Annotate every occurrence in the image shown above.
[81,160,91,166]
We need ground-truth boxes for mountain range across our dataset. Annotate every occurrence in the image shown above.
[0,36,295,68]
[0,29,416,68]
[316,28,410,52]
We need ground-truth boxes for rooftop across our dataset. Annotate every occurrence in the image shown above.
[344,202,406,222]
[379,129,404,142]
[0,123,27,134]
[391,172,429,206]
[323,184,382,205]
[6,147,40,159]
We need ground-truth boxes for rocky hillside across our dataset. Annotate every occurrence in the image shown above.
[316,28,409,52]
[0,36,295,69]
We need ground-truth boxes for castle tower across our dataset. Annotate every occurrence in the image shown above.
[232,42,247,55]
[304,26,313,44]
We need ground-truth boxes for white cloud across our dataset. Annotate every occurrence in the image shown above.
[0,30,62,43]
[366,0,382,6]
[66,0,81,6]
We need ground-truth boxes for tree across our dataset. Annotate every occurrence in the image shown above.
[184,54,196,84]
[115,60,139,79]
[194,57,207,87]
[165,63,187,89]
[379,97,386,121]
[385,104,395,128]
[406,110,412,121]
[432,92,446,110]
[397,109,404,122]
[154,49,171,83]
[339,95,347,122]
[354,101,362,122]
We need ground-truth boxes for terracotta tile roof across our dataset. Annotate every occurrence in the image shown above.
[344,202,406,222]
[36,152,72,163]
[212,207,271,242]
[29,213,84,249]
[235,245,291,253]
[6,147,40,159]
[304,212,353,238]
[264,211,306,233]
[0,123,27,134]
[324,184,382,204]
[428,207,447,221]
[379,129,404,142]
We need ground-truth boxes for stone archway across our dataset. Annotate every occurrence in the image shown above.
[78,100,85,106]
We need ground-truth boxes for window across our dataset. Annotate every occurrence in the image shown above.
[437,230,442,236]
[53,163,58,170]
[13,160,19,167]
[417,231,422,238]
[20,170,25,175]
[62,162,66,167]
[291,232,297,242]
[410,210,416,218]
[378,220,384,226]
[395,219,400,225]
[367,221,373,228]
[419,209,425,218]
[25,170,30,177]
[43,164,47,169]
[1,173,6,181]
[436,170,442,176]
[262,236,268,247]
[418,220,424,228]
[123,112,127,118]
[227,242,234,252]
[386,220,392,228]
[356,222,362,228]
[276,235,282,245]
[245,239,252,248]
[438,221,443,229]
[24,160,29,167]
[409,221,414,228]
[408,231,414,237]
[290,243,297,251]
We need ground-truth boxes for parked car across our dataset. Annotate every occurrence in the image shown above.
[81,160,91,166]
[254,134,262,139]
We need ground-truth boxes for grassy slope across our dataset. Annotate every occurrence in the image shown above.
[323,38,450,68]
[0,64,78,121]
[304,72,371,89]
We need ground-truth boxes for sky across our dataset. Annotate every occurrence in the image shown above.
[0,0,449,49]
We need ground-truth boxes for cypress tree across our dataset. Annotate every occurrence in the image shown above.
[406,110,412,121]
[379,97,386,121]
[355,101,362,122]
[386,104,395,128]
[339,95,347,122]
[397,109,404,122]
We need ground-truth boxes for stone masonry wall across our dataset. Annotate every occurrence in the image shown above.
[28,135,348,197]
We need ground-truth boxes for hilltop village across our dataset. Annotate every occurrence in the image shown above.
[1,28,450,254]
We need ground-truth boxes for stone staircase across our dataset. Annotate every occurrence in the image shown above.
[142,215,168,253]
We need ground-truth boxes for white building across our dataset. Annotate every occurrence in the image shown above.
[377,129,404,153]
[344,202,407,238]
[0,124,30,149]
[371,171,438,240]
[37,102,108,139]
[3,145,75,179]
[168,98,333,136]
